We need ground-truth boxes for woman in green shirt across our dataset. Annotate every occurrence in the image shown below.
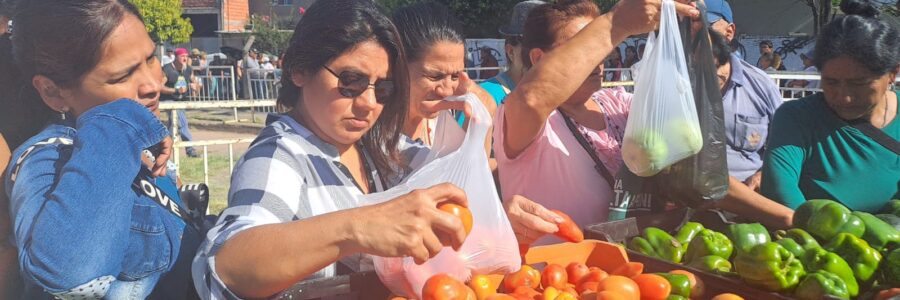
[761,0,899,212]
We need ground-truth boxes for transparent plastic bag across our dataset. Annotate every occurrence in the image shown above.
[622,0,702,177]
[360,93,520,299]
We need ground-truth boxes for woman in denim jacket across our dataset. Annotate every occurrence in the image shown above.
[3,0,200,298]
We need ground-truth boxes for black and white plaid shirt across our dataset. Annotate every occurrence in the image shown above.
[192,114,427,299]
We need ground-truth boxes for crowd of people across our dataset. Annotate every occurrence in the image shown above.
[0,0,896,299]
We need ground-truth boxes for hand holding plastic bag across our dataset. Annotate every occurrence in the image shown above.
[622,0,703,177]
[361,93,520,298]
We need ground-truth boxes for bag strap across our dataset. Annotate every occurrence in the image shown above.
[557,109,616,187]
[132,167,203,232]
[848,119,900,155]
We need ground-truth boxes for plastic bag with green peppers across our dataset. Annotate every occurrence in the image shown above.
[794,271,851,300]
[793,199,865,241]
[726,223,770,254]
[684,229,733,263]
[801,247,858,297]
[733,242,805,292]
[825,232,883,282]
[687,255,732,274]
[627,227,684,263]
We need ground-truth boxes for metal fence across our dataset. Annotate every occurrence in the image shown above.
[167,67,900,184]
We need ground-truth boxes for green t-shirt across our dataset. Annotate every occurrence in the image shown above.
[761,91,900,212]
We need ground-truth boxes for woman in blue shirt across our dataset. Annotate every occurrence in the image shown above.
[4,0,200,298]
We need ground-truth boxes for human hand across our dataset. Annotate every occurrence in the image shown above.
[744,171,763,192]
[350,183,469,265]
[609,0,700,38]
[504,195,563,245]
[151,137,173,177]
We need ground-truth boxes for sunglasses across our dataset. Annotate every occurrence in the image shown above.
[323,66,395,103]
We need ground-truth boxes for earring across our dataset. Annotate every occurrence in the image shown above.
[59,107,68,120]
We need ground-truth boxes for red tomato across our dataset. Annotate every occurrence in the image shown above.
[597,276,640,300]
[632,274,670,300]
[593,291,629,300]
[512,286,541,299]
[468,274,496,300]
[577,281,600,295]
[710,293,744,300]
[611,262,644,278]
[439,203,473,236]
[579,269,609,285]
[485,294,518,300]
[550,210,584,243]
[503,265,541,292]
[566,262,590,285]
[423,274,469,300]
[541,264,568,290]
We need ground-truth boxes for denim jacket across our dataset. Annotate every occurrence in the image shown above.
[4,100,200,299]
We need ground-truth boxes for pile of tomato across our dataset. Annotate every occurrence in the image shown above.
[416,260,750,300]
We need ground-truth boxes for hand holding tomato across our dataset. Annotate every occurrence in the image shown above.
[504,195,563,245]
[348,183,469,264]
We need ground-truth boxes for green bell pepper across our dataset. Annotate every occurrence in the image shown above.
[726,223,771,255]
[655,273,691,298]
[794,199,866,241]
[882,248,900,286]
[674,222,705,251]
[733,242,805,292]
[684,229,734,263]
[794,271,851,300]
[853,211,900,250]
[775,238,806,258]
[665,295,688,300]
[627,227,684,263]
[774,228,821,251]
[801,247,858,297]
[879,199,900,216]
[825,232,883,282]
[687,255,732,274]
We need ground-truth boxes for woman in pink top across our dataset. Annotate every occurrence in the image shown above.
[494,0,698,244]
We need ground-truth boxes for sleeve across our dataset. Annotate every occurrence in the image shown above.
[192,137,315,300]
[760,103,809,209]
[8,100,168,296]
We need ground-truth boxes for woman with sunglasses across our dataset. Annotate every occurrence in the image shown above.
[4,0,200,298]
[192,1,469,299]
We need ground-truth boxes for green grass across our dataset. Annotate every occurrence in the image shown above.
[178,153,240,215]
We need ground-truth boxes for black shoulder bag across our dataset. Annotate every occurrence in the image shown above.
[848,119,900,155]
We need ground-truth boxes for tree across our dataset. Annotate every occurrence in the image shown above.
[250,15,293,56]
[130,0,193,44]
[796,0,841,36]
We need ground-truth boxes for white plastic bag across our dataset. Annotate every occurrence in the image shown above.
[361,93,520,299]
[622,0,703,177]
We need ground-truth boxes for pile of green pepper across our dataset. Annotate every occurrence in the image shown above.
[624,199,900,299]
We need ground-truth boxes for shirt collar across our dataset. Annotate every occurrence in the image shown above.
[728,53,748,88]
[267,113,341,157]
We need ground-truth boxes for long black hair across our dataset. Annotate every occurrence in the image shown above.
[392,2,464,63]
[814,0,899,75]
[277,0,409,178]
